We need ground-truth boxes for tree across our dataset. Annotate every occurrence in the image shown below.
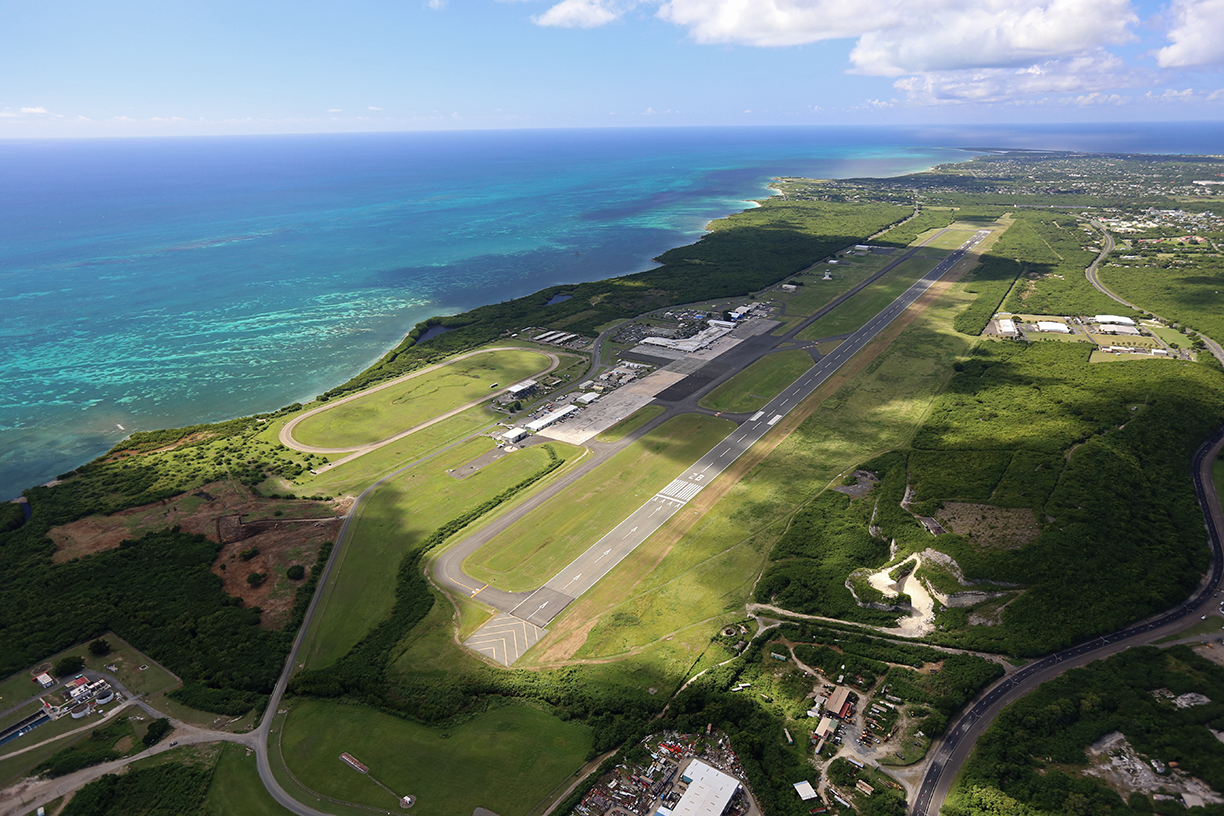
[54,656,85,677]
[246,572,266,587]
[88,639,111,657]
[142,718,171,747]
[286,565,306,580]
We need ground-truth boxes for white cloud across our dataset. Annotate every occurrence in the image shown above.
[20,106,49,114]
[427,0,447,7]
[368,106,383,110]
[1144,87,1199,101]
[892,52,1138,103]
[654,0,1135,72]
[326,108,343,112]
[848,0,1136,75]
[534,0,623,27]
[1156,0,1224,67]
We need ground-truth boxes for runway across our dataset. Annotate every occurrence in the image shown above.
[461,231,988,665]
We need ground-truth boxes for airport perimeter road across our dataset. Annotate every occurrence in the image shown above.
[911,425,1224,816]
[457,231,990,646]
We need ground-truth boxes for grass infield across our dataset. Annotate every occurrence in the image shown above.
[699,349,814,413]
[797,256,948,341]
[301,439,574,668]
[463,414,735,591]
[291,348,551,449]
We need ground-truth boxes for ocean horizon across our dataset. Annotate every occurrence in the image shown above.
[3,122,1222,499]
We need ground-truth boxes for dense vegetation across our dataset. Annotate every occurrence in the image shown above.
[61,763,214,816]
[0,528,291,714]
[35,720,133,778]
[947,646,1224,816]
[757,338,1224,656]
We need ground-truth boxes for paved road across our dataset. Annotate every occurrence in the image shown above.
[453,232,989,663]
[910,424,1224,815]
[1084,218,1224,366]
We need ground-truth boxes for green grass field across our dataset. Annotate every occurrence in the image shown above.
[463,414,735,591]
[797,256,947,341]
[301,439,575,668]
[294,407,496,497]
[205,743,297,816]
[555,282,979,662]
[291,349,552,449]
[699,350,814,413]
[280,699,592,816]
[782,260,891,317]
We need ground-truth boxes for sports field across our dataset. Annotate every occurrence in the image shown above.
[463,414,735,591]
[290,348,552,449]
[301,438,577,668]
[699,349,814,413]
[280,699,592,816]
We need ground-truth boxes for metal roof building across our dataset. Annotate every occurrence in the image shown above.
[673,760,740,816]
[1036,321,1072,334]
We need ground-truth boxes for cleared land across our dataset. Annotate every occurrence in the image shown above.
[290,348,551,449]
[699,349,815,413]
[280,699,591,816]
[797,255,950,341]
[301,439,576,668]
[462,414,735,592]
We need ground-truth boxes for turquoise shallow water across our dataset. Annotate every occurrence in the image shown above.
[2,123,1220,498]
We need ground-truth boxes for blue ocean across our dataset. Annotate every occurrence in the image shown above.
[2,123,1221,499]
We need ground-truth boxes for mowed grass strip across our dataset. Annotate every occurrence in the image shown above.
[292,349,551,449]
[797,255,948,341]
[295,408,494,498]
[534,280,978,664]
[280,699,592,816]
[302,439,571,669]
[699,349,814,413]
[782,256,895,317]
[205,743,296,816]
[463,414,735,591]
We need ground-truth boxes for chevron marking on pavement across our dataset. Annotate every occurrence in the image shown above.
[462,613,545,666]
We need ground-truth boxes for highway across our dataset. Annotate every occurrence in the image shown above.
[448,231,989,662]
[910,423,1224,815]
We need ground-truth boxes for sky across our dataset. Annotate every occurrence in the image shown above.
[3,0,1224,137]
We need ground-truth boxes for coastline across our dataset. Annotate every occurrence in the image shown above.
[0,138,981,500]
